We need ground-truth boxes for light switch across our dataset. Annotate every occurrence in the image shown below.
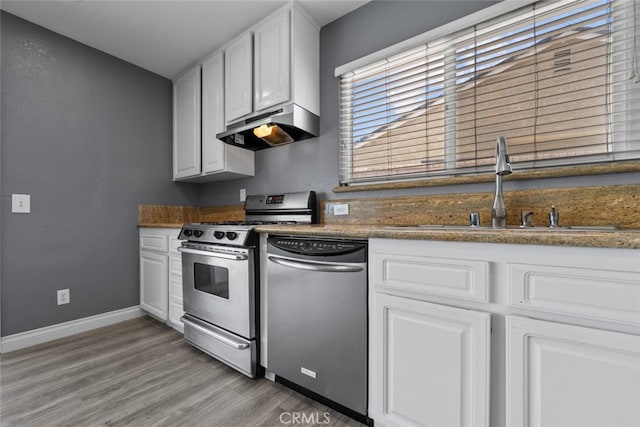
[12,194,31,213]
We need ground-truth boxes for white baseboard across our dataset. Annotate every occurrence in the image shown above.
[0,306,145,353]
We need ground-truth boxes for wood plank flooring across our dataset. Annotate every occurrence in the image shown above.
[0,317,363,427]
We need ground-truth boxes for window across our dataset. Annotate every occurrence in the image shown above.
[337,0,639,186]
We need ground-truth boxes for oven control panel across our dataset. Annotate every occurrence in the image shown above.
[265,194,285,204]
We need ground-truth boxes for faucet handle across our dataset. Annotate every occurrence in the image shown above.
[549,205,560,228]
[520,211,534,228]
[469,212,480,227]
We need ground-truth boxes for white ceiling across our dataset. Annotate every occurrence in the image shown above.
[1,0,368,79]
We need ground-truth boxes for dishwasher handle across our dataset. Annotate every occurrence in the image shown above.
[268,255,364,273]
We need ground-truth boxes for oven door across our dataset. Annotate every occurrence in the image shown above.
[179,245,255,339]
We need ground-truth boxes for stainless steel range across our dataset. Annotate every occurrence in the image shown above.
[178,191,316,378]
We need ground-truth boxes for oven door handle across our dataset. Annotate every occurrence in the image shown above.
[181,316,250,350]
[178,246,248,261]
[268,255,364,273]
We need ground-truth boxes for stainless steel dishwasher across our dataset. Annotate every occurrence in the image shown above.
[266,235,369,423]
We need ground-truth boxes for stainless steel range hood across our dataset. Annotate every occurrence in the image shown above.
[216,104,319,151]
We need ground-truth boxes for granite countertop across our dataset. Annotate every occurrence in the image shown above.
[138,222,184,229]
[136,222,640,249]
[138,185,640,249]
[253,224,640,249]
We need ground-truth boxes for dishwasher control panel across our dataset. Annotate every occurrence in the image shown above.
[267,236,367,257]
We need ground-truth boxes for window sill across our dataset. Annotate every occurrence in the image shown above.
[332,160,640,193]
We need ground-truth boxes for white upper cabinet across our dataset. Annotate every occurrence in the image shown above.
[202,52,255,179]
[202,53,225,174]
[224,4,319,125]
[254,9,291,112]
[224,32,253,123]
[173,66,201,180]
[173,55,254,183]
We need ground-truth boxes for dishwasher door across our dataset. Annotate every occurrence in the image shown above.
[266,237,368,416]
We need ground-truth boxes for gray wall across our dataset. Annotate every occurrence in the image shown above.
[0,12,199,336]
[199,0,639,206]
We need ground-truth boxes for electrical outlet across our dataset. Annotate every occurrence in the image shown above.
[333,203,350,216]
[240,188,247,202]
[12,194,31,213]
[57,289,70,305]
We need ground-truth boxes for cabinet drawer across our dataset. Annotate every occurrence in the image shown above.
[372,252,490,302]
[139,234,169,252]
[508,263,640,326]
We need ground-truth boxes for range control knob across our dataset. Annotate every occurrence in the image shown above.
[226,232,238,240]
[214,231,225,240]
[183,229,193,237]
[193,230,203,238]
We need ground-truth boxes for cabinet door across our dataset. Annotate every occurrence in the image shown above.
[254,9,290,111]
[140,251,169,321]
[173,66,201,180]
[202,52,225,174]
[506,316,640,427]
[225,32,253,123]
[371,293,491,427]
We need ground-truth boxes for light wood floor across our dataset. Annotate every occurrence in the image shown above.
[0,317,363,427]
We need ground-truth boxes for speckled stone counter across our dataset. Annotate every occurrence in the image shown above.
[137,205,200,228]
[253,224,640,249]
[138,183,640,249]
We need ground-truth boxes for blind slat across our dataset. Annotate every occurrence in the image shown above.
[339,0,639,185]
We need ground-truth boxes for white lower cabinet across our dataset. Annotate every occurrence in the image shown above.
[369,238,640,427]
[140,251,169,320]
[506,316,640,427]
[139,228,183,333]
[371,293,490,427]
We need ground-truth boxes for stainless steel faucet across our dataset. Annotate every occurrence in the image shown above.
[492,136,512,228]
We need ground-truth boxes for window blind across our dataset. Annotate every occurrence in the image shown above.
[338,0,640,185]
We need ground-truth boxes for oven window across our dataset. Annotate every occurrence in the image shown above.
[194,263,229,299]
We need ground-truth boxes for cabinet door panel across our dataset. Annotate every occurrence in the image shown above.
[173,66,201,179]
[140,251,168,321]
[225,33,253,123]
[254,10,290,111]
[202,52,225,174]
[371,294,490,427]
[506,316,640,427]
